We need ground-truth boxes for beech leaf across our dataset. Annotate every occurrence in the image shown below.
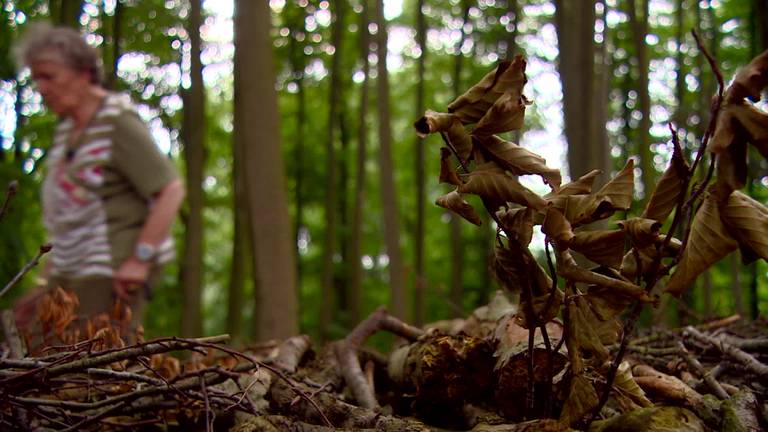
[711,100,768,160]
[448,55,527,125]
[473,91,528,136]
[541,207,574,250]
[665,189,739,297]
[414,110,474,162]
[496,207,535,247]
[642,139,689,223]
[548,169,602,197]
[612,361,654,412]
[618,217,662,249]
[570,230,626,268]
[726,48,768,103]
[477,135,562,190]
[546,193,616,227]
[720,190,768,262]
[557,249,651,302]
[595,159,635,211]
[560,374,599,426]
[458,162,548,211]
[492,241,552,297]
[439,147,461,186]
[435,190,482,226]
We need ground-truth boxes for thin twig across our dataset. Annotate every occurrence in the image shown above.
[0,180,18,222]
[0,243,52,299]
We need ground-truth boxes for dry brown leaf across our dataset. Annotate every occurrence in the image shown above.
[557,249,651,302]
[496,207,535,247]
[720,190,768,262]
[665,189,739,297]
[435,190,483,226]
[439,147,462,186]
[474,91,528,136]
[595,159,635,211]
[567,294,613,362]
[559,373,600,426]
[414,111,474,162]
[517,289,563,329]
[570,229,626,268]
[618,217,662,249]
[448,55,527,125]
[458,162,548,211]
[612,361,654,412]
[546,193,616,227]
[549,169,603,197]
[726,48,768,103]
[541,206,574,249]
[492,241,552,297]
[711,100,768,159]
[477,135,561,190]
[642,139,689,222]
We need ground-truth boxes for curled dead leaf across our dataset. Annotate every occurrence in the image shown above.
[435,190,482,226]
[546,193,616,227]
[492,240,552,297]
[642,139,689,223]
[439,147,461,186]
[595,159,635,211]
[570,229,626,268]
[496,206,535,247]
[618,217,662,249]
[477,135,562,191]
[726,48,768,103]
[720,190,768,262]
[458,162,548,211]
[473,91,528,136]
[665,188,739,297]
[711,100,768,159]
[448,55,527,125]
[541,207,574,250]
[548,169,603,197]
[557,249,651,302]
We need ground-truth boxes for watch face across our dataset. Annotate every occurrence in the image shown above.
[136,243,155,261]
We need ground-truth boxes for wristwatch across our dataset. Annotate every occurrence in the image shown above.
[135,242,157,262]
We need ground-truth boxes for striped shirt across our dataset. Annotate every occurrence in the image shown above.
[42,93,178,279]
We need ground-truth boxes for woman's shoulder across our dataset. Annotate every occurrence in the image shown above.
[97,92,139,120]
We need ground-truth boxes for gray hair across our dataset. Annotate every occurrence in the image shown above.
[13,22,103,85]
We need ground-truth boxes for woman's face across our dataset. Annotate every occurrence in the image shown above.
[30,59,91,117]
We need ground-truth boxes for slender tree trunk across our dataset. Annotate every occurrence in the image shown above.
[106,0,123,90]
[375,0,407,320]
[413,0,427,326]
[627,0,653,203]
[555,0,610,184]
[448,1,471,319]
[730,253,745,317]
[53,0,83,27]
[235,0,299,340]
[180,0,205,338]
[227,143,249,341]
[349,0,372,327]
[320,0,345,339]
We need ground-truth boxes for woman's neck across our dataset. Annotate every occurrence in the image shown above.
[71,86,108,129]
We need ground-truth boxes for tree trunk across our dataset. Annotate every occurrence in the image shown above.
[627,0,653,204]
[449,1,471,319]
[413,0,427,327]
[106,0,123,90]
[349,0,372,327]
[320,0,345,339]
[235,0,299,340]
[554,0,599,183]
[375,0,407,320]
[53,0,83,27]
[180,0,205,338]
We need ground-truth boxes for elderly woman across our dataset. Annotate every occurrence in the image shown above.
[12,23,185,333]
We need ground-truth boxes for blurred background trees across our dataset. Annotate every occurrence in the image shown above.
[0,0,765,341]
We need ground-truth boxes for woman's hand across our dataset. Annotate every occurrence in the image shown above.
[113,257,150,301]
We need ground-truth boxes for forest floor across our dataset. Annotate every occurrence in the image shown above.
[1,289,767,431]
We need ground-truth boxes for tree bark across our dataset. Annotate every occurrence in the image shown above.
[180,0,205,338]
[627,0,653,204]
[234,0,299,340]
[413,0,427,327]
[349,0,372,327]
[374,0,407,320]
[320,0,345,339]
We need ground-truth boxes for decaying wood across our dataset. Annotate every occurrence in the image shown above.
[685,325,768,384]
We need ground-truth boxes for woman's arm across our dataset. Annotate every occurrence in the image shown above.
[113,179,185,300]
